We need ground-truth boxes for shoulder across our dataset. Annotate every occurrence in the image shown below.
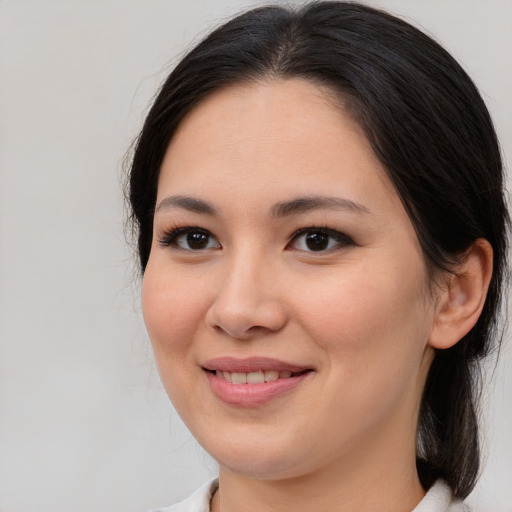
[413,480,470,512]
[149,479,219,512]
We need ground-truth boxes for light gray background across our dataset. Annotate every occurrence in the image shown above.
[0,1,510,511]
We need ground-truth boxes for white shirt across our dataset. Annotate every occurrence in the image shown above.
[151,479,468,512]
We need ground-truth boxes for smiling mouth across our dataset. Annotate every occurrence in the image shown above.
[206,369,311,384]
[203,359,314,406]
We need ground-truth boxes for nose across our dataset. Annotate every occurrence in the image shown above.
[205,254,287,340]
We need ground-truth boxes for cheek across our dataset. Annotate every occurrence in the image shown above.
[141,262,207,358]
[292,256,431,373]
[291,262,432,438]
[141,261,214,420]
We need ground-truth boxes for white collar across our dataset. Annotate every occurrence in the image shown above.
[412,480,467,512]
[151,478,466,512]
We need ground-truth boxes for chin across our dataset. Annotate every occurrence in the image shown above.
[201,435,317,481]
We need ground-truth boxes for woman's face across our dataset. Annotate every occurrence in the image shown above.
[142,79,438,480]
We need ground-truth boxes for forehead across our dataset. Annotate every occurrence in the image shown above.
[158,78,397,212]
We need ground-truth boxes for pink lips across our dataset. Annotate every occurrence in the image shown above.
[202,357,313,407]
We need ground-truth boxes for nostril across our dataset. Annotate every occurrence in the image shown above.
[246,325,273,334]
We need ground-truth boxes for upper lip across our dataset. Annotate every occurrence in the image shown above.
[202,357,313,373]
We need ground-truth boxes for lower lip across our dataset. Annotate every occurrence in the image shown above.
[205,371,312,407]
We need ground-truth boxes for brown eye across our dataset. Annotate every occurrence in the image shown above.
[186,231,211,249]
[158,227,221,250]
[288,228,353,252]
[304,232,330,251]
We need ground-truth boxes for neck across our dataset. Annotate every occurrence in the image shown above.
[211,421,425,512]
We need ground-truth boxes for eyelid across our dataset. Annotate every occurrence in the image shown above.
[287,226,354,252]
[157,224,353,252]
[157,226,221,250]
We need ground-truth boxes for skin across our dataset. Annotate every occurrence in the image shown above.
[141,79,490,512]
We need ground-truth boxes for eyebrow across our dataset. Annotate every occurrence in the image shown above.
[154,194,370,218]
[155,195,218,216]
[271,195,370,217]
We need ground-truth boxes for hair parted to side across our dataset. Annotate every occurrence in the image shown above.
[127,1,509,499]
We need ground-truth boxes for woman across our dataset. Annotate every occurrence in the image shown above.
[127,2,508,511]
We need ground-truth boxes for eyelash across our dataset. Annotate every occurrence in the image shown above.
[157,226,219,250]
[157,225,354,252]
[287,226,354,252]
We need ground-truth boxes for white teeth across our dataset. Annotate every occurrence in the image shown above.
[231,372,247,384]
[215,369,297,384]
[264,370,279,382]
[247,371,265,384]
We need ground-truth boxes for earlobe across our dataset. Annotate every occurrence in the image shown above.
[428,239,493,350]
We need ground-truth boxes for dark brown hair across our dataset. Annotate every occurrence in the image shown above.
[127,1,509,498]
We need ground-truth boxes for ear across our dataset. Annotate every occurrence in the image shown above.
[428,238,493,350]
